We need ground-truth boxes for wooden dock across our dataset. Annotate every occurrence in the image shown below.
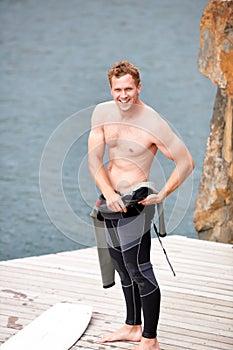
[0,235,232,349]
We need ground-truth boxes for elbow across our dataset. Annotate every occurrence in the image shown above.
[178,153,195,178]
[88,153,102,180]
[88,155,95,178]
[187,155,195,175]
[190,155,195,171]
[88,153,94,174]
[192,159,195,171]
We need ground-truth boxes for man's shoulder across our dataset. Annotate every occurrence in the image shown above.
[95,101,115,111]
[91,101,116,126]
[139,105,164,125]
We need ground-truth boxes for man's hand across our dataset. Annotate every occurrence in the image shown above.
[106,192,127,213]
[138,192,165,205]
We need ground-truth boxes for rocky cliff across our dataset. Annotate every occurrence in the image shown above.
[193,0,233,243]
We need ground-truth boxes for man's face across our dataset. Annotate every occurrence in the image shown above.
[110,74,142,111]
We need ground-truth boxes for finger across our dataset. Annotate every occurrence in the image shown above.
[118,201,127,212]
[139,197,153,205]
[109,201,126,212]
[108,202,118,212]
[122,206,127,213]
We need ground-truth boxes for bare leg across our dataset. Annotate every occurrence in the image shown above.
[133,336,161,350]
[98,324,142,343]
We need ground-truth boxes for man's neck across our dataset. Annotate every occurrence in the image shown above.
[116,100,145,119]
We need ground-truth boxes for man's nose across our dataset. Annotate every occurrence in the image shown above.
[120,90,127,97]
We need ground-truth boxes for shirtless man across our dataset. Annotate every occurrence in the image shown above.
[88,61,194,350]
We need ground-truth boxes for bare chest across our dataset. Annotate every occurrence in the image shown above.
[104,124,154,155]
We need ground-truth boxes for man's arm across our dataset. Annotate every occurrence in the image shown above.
[88,107,126,212]
[139,115,194,205]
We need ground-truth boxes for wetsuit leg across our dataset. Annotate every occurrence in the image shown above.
[122,229,161,338]
[105,213,160,338]
[105,218,142,325]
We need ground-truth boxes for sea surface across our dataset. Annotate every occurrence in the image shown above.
[0,0,216,260]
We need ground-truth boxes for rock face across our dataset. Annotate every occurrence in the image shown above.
[198,0,233,97]
[193,0,233,243]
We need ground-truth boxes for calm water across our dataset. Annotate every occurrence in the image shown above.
[0,0,216,260]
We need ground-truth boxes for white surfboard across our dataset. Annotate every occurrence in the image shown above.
[1,303,92,350]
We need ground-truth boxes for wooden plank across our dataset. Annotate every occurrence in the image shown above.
[88,314,233,346]
[0,236,232,350]
[4,259,230,291]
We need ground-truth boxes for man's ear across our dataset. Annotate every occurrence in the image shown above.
[137,82,142,94]
[110,85,114,97]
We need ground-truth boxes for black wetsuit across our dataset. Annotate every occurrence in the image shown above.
[99,186,161,338]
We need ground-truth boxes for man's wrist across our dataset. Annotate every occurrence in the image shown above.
[102,186,116,199]
[159,188,167,201]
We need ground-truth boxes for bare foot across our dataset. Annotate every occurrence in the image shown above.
[98,324,142,343]
[133,336,160,350]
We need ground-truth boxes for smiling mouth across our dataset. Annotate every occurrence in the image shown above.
[119,99,131,104]
[117,101,132,111]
